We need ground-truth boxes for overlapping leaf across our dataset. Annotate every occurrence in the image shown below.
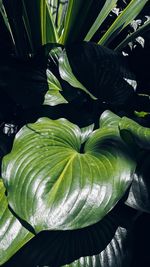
[61,42,136,105]
[61,227,131,267]
[2,113,135,232]
[44,69,68,106]
[126,152,150,213]
[59,0,98,44]
[119,116,150,149]
[3,204,138,267]
[85,0,118,42]
[0,180,34,265]
[98,0,149,46]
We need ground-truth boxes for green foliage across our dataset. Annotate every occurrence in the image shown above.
[0,180,33,265]
[2,115,135,232]
[0,0,150,266]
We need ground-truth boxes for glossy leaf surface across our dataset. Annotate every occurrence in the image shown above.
[44,69,68,106]
[4,205,137,267]
[62,227,131,267]
[100,110,121,129]
[2,114,135,232]
[119,116,150,149]
[0,180,34,265]
[126,152,150,213]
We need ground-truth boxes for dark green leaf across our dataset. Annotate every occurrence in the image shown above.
[65,42,135,106]
[0,57,48,108]
[0,180,34,265]
[3,205,137,267]
[61,227,132,267]
[59,49,97,100]
[119,116,150,149]
[60,0,109,45]
[2,116,135,232]
[126,152,150,213]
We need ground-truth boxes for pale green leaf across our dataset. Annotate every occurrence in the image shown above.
[80,124,94,144]
[100,110,121,128]
[2,115,135,232]
[44,69,68,106]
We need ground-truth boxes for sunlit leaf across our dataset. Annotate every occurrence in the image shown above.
[0,180,34,265]
[49,0,68,38]
[2,114,135,232]
[98,0,149,47]
[44,69,68,106]
[85,0,118,41]
[99,110,121,128]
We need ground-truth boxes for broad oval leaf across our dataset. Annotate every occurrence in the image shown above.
[0,179,34,265]
[2,116,136,232]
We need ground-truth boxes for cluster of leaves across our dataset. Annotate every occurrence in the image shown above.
[0,0,150,266]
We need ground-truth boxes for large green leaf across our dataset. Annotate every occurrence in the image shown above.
[98,0,149,47]
[4,204,137,267]
[2,114,135,232]
[0,180,34,265]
